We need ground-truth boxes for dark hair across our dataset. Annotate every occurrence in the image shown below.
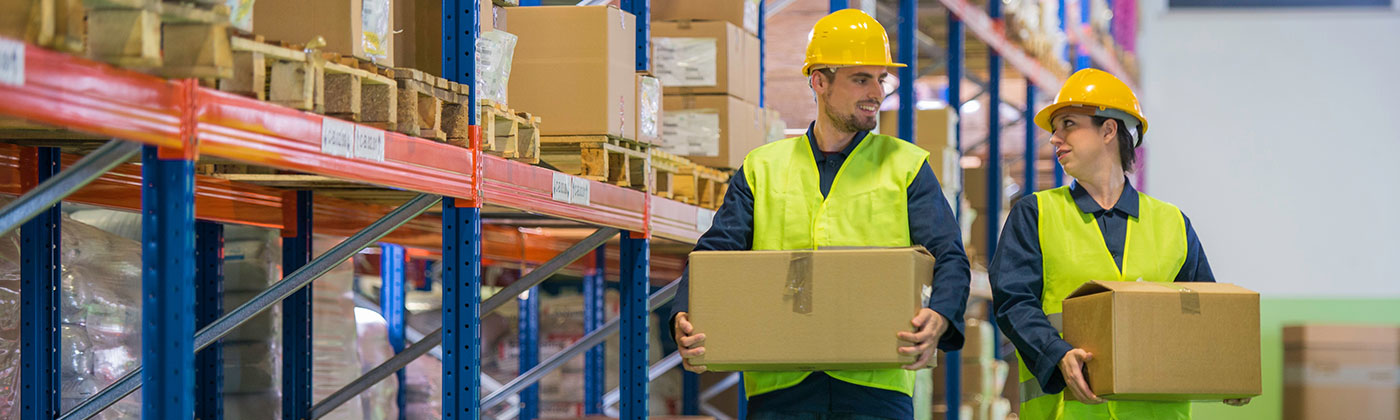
[1091,116,1140,173]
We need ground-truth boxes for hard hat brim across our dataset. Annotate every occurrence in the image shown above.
[803,62,908,77]
[1034,101,1150,137]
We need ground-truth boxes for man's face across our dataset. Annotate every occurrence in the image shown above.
[813,66,889,133]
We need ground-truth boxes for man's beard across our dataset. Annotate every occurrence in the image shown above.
[822,94,877,133]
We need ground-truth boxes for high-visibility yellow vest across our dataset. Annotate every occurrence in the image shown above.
[1017,186,1192,420]
[743,132,929,398]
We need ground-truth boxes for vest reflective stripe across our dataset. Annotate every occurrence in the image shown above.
[743,133,929,398]
[1016,186,1191,420]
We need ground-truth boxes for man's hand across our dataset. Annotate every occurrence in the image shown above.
[673,312,707,373]
[897,308,948,370]
[1223,398,1252,407]
[1059,348,1104,404]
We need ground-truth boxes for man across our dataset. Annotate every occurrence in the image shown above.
[668,9,971,419]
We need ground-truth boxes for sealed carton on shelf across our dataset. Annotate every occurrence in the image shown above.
[1062,281,1262,401]
[1283,324,1400,420]
[651,20,761,104]
[651,0,760,35]
[255,0,395,65]
[688,247,934,371]
[762,107,787,143]
[661,94,762,169]
[961,317,995,363]
[394,0,506,76]
[508,6,636,137]
[880,107,961,192]
[635,73,662,144]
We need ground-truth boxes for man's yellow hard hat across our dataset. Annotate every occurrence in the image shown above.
[802,9,906,77]
[1035,69,1148,146]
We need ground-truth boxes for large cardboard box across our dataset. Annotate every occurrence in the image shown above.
[509,6,636,137]
[1063,281,1262,401]
[881,107,962,191]
[661,94,762,169]
[635,73,663,144]
[687,247,935,371]
[1283,324,1400,420]
[255,0,395,65]
[651,0,760,35]
[651,21,761,104]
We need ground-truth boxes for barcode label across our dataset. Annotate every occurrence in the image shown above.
[353,125,385,162]
[570,176,591,205]
[552,172,571,202]
[0,38,24,87]
[321,118,355,157]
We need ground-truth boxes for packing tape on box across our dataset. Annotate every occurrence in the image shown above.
[1157,283,1202,315]
[784,252,814,314]
[1285,363,1400,387]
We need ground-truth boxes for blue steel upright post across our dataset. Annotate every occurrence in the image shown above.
[759,0,766,107]
[380,243,408,420]
[1024,85,1037,196]
[619,233,650,420]
[897,0,916,144]
[585,247,607,414]
[829,0,847,11]
[195,221,226,420]
[443,0,483,415]
[141,145,197,419]
[945,8,964,420]
[518,285,540,420]
[986,0,1002,263]
[621,0,649,71]
[20,147,61,420]
[282,191,314,420]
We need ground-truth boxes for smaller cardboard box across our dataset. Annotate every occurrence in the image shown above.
[880,107,961,191]
[255,0,394,65]
[1283,324,1400,420]
[508,6,636,137]
[651,21,761,104]
[661,94,763,169]
[651,0,761,35]
[688,247,935,371]
[1062,281,1261,401]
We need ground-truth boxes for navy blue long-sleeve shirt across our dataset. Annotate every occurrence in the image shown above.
[669,124,972,419]
[990,180,1216,396]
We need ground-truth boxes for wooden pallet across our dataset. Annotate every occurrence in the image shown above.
[673,163,730,209]
[220,36,321,111]
[80,0,234,79]
[322,53,397,130]
[0,0,87,54]
[393,68,470,142]
[538,135,649,190]
[648,149,685,199]
[478,99,541,164]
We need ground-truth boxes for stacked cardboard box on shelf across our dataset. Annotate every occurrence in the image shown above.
[254,0,396,65]
[880,107,962,204]
[652,0,765,170]
[1283,324,1400,420]
[509,6,635,138]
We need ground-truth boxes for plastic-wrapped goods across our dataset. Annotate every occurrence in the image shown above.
[225,0,255,32]
[637,74,663,144]
[361,0,392,63]
[312,235,365,420]
[476,30,519,105]
[226,391,281,419]
[403,353,442,420]
[354,307,400,420]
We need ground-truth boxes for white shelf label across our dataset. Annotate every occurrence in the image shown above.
[353,125,385,162]
[552,172,571,202]
[570,176,591,205]
[696,208,715,233]
[320,118,355,157]
[0,38,24,87]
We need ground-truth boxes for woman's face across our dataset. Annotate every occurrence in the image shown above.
[1048,107,1118,179]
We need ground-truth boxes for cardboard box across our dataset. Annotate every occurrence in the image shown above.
[651,0,761,35]
[1283,324,1400,420]
[962,318,995,363]
[687,247,935,371]
[661,94,762,169]
[881,107,962,192]
[1062,281,1262,401]
[508,6,636,137]
[255,0,395,65]
[636,73,662,144]
[394,0,505,76]
[651,21,761,104]
[762,107,787,144]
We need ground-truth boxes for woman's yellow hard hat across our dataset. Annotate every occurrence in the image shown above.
[1035,69,1148,146]
[802,9,906,76]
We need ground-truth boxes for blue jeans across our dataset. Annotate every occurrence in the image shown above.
[748,410,899,420]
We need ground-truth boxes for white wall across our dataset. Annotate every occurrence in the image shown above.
[1137,1,1400,297]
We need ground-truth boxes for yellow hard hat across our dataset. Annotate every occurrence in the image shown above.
[802,9,906,77]
[1035,69,1148,146]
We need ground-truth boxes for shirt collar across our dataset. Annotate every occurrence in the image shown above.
[1068,178,1140,217]
[804,122,866,163]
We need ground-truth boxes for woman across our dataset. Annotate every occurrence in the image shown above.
[989,69,1251,420]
